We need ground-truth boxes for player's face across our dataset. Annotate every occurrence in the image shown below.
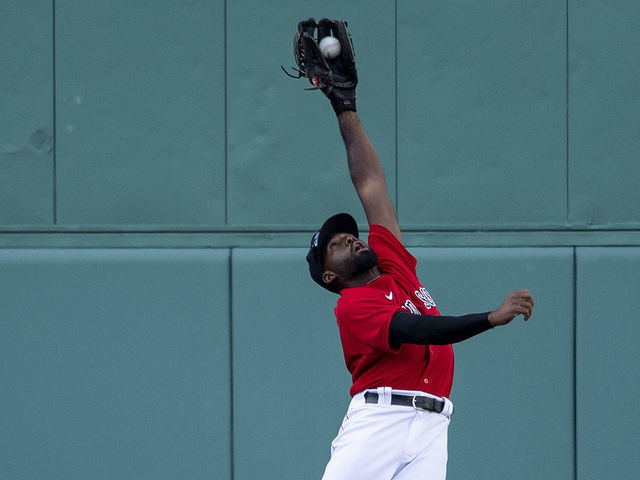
[323,232,378,282]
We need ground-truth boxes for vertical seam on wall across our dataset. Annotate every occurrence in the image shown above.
[52,0,57,224]
[394,0,399,218]
[566,0,570,224]
[224,0,229,225]
[573,246,578,480]
[228,248,234,479]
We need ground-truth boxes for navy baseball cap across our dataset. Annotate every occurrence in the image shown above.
[306,213,359,293]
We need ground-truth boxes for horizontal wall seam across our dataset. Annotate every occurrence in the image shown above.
[2,231,640,249]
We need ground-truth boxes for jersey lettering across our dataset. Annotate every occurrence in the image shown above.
[415,287,436,310]
[402,299,420,314]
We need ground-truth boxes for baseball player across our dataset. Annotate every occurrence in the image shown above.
[288,19,535,479]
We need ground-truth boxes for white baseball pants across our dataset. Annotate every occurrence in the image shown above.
[322,387,454,480]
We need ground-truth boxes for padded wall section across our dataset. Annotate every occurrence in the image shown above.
[0,1,54,225]
[232,249,351,479]
[397,1,566,227]
[55,0,225,225]
[0,249,230,480]
[576,248,640,479]
[413,247,574,479]
[226,1,395,227]
[569,2,640,226]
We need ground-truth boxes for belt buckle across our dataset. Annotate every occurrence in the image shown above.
[411,395,436,412]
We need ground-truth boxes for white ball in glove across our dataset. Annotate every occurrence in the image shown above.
[319,36,341,59]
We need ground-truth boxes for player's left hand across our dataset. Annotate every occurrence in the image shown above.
[488,289,534,327]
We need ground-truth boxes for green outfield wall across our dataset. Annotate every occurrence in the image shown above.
[1,1,638,479]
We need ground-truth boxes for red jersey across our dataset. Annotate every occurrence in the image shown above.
[334,224,455,398]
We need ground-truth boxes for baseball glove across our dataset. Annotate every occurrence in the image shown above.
[282,18,358,115]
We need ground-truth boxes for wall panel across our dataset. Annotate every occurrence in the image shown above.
[569,1,640,226]
[226,1,395,227]
[55,0,225,225]
[397,1,566,227]
[0,249,231,480]
[231,246,575,479]
[232,248,351,480]
[413,247,574,479]
[576,248,640,479]
[0,1,54,225]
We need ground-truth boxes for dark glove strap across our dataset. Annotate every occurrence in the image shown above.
[328,88,356,115]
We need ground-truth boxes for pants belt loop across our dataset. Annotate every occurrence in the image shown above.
[376,386,392,405]
[441,397,454,417]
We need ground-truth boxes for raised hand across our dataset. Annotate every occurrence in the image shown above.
[488,290,535,326]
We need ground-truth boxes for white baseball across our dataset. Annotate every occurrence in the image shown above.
[319,36,341,59]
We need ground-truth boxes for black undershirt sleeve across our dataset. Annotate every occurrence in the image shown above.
[389,311,493,349]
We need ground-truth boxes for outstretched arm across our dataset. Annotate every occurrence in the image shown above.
[389,290,535,348]
[288,19,399,239]
[338,111,401,241]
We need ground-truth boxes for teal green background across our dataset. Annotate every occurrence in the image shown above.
[1,1,639,479]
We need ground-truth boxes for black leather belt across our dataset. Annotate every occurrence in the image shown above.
[364,391,445,414]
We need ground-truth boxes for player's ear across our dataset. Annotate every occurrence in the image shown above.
[322,270,337,285]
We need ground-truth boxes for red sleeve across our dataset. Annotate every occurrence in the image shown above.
[335,288,403,355]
